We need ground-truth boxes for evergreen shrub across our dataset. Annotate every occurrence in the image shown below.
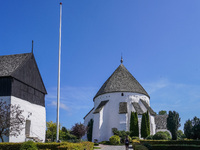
[146,135,153,140]
[135,145,148,150]
[0,143,22,150]
[20,141,38,150]
[132,140,140,149]
[109,135,120,145]
[139,140,200,145]
[153,131,170,140]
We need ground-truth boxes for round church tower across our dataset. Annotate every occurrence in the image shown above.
[83,60,156,142]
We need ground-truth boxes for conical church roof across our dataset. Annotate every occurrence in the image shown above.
[94,63,150,99]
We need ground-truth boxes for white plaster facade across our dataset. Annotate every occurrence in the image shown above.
[83,63,169,142]
[84,92,156,142]
[0,96,46,142]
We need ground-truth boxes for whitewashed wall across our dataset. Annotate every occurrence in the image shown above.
[88,92,150,142]
[8,96,46,142]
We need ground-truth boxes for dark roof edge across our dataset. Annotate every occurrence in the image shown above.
[10,53,47,94]
[93,91,150,101]
[0,52,31,57]
[83,107,94,120]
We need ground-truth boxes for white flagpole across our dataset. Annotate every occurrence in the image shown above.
[56,2,62,142]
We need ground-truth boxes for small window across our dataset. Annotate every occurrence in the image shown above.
[121,93,124,96]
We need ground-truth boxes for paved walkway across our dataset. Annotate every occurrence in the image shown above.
[98,144,133,150]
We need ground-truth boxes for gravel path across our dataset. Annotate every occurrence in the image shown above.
[98,144,133,150]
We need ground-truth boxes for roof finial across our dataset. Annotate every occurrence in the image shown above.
[32,40,34,54]
[120,53,123,64]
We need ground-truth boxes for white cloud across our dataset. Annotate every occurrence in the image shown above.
[46,86,97,112]
[143,79,200,130]
[48,100,70,111]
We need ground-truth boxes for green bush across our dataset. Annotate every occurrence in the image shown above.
[132,140,140,150]
[135,144,148,150]
[146,135,153,140]
[99,141,110,145]
[0,141,94,150]
[132,136,139,140]
[139,140,200,145]
[153,131,169,140]
[0,143,22,150]
[36,142,60,150]
[20,141,38,150]
[152,145,200,150]
[109,135,120,145]
[57,142,94,150]
[143,143,152,150]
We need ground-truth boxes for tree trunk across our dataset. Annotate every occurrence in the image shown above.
[0,135,4,142]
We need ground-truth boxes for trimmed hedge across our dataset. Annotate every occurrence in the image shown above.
[20,141,38,150]
[0,142,94,150]
[132,140,140,150]
[135,144,148,150]
[58,142,94,150]
[152,145,200,150]
[37,143,61,150]
[139,140,200,145]
[0,143,22,150]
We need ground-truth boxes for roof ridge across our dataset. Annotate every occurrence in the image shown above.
[0,52,31,57]
[93,64,150,100]
[10,53,32,76]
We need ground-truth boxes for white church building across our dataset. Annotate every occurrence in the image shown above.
[83,59,168,142]
[0,53,47,142]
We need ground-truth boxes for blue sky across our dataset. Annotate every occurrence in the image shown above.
[1,0,200,131]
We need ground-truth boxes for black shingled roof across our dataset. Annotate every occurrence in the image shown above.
[132,102,144,115]
[155,115,168,129]
[0,53,47,94]
[94,64,150,100]
[141,100,156,116]
[0,53,30,77]
[93,100,109,114]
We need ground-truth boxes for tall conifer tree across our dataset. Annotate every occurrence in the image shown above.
[130,112,139,137]
[133,112,139,137]
[130,112,134,132]
[146,111,150,136]
[141,113,148,138]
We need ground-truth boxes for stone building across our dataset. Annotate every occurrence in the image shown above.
[83,60,168,142]
[0,53,47,142]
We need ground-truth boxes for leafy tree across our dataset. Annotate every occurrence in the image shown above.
[146,111,150,136]
[87,119,93,141]
[192,116,200,139]
[130,112,139,137]
[112,128,130,143]
[158,110,167,115]
[46,121,57,142]
[71,123,86,139]
[46,121,65,142]
[167,111,181,140]
[141,113,148,138]
[0,101,25,142]
[184,119,193,139]
[61,127,77,141]
[177,130,186,140]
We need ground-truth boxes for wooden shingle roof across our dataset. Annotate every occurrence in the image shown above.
[132,102,144,115]
[93,100,109,114]
[141,100,156,116]
[94,64,149,100]
[0,53,47,94]
[0,53,30,77]
[155,115,168,129]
